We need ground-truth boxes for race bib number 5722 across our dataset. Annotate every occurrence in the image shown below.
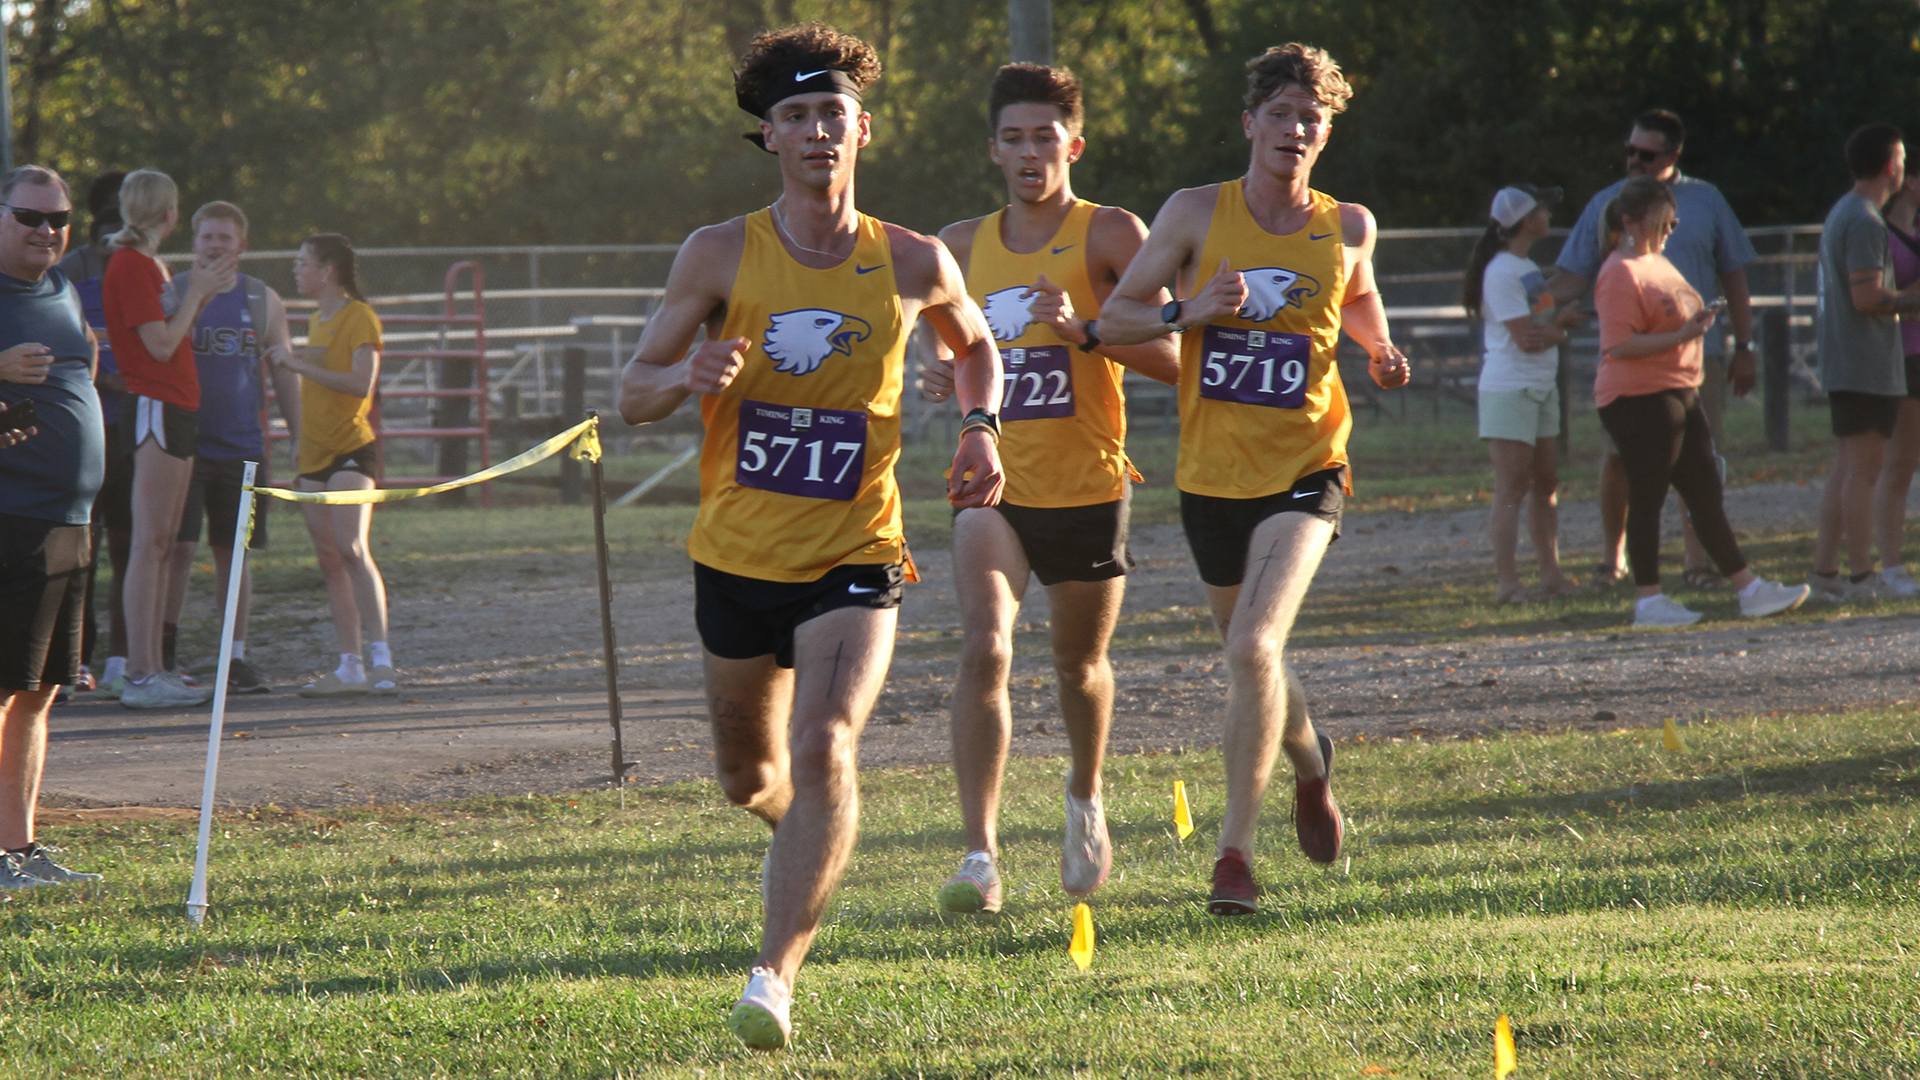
[735,400,868,501]
[1197,326,1312,408]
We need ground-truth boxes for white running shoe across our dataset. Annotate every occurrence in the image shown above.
[1739,578,1812,618]
[0,853,53,891]
[1881,566,1920,598]
[1061,786,1112,897]
[120,671,213,709]
[16,844,102,884]
[1633,593,1701,627]
[728,965,792,1050]
[937,851,1002,913]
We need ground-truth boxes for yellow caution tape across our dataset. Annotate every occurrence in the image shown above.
[1173,780,1194,840]
[1494,1013,1516,1078]
[1068,902,1094,970]
[248,417,600,504]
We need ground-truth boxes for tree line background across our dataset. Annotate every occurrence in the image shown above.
[9,0,1920,250]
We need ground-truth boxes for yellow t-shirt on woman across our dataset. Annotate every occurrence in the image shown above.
[298,299,382,475]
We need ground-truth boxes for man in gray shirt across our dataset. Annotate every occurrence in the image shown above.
[1551,109,1758,590]
[1809,124,1920,600]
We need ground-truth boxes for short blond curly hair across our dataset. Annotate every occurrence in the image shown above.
[1243,44,1352,113]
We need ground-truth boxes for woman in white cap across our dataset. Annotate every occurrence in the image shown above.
[1463,183,1583,602]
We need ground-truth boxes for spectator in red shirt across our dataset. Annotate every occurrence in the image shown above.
[100,169,235,709]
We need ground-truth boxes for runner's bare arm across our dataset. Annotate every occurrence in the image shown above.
[1336,203,1410,389]
[618,222,749,425]
[893,226,1004,508]
[1101,186,1243,345]
[916,219,985,403]
[1076,205,1178,383]
[263,287,303,440]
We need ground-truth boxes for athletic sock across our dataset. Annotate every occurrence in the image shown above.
[335,654,367,683]
[964,849,994,864]
[231,640,247,661]
[102,656,126,684]
[367,641,392,669]
[161,623,178,671]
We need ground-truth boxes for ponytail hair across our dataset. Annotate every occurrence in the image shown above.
[1461,219,1525,320]
[302,233,366,303]
[1602,175,1675,252]
[108,168,177,252]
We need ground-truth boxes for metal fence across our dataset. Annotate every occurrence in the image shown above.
[206,225,1832,462]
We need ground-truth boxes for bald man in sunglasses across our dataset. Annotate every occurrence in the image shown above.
[1551,108,1758,592]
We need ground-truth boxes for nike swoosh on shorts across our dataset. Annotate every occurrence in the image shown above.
[847,583,882,594]
[1293,490,1318,498]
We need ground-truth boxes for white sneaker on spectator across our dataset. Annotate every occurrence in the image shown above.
[1633,593,1701,627]
[1806,572,1851,602]
[120,671,213,709]
[1739,578,1811,618]
[1880,566,1920,598]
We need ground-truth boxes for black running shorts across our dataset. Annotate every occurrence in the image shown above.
[0,514,91,692]
[299,442,377,485]
[1906,356,1920,401]
[177,457,269,549]
[124,396,198,461]
[694,561,905,669]
[983,490,1133,586]
[1829,390,1899,439]
[1179,466,1346,588]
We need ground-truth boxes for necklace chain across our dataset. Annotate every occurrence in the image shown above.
[771,202,853,261]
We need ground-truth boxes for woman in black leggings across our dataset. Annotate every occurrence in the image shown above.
[1592,177,1810,626]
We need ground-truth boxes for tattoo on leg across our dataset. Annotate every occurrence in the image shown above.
[826,642,845,697]
[1249,538,1282,597]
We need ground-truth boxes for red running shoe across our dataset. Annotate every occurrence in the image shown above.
[1294,732,1344,864]
[1207,846,1259,916]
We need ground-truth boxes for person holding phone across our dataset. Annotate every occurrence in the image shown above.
[1592,177,1808,626]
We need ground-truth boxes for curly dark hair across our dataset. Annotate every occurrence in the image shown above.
[735,23,883,117]
[989,63,1083,136]
[1243,43,1352,113]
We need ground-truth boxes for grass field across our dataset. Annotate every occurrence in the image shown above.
[7,707,1916,1077]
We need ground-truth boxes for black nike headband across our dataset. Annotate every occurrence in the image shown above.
[739,67,864,152]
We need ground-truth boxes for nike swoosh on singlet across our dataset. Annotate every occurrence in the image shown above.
[1308,231,1335,241]
[855,264,885,274]
[795,70,830,81]
[1051,244,1076,255]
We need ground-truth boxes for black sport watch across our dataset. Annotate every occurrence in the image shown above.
[1160,299,1184,330]
[1078,319,1101,353]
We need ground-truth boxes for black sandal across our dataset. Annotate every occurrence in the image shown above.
[1589,563,1622,591]
[1681,567,1725,589]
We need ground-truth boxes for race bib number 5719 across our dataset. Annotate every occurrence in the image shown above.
[736,400,868,501]
[1198,326,1312,408]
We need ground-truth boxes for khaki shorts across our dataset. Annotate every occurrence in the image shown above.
[1479,386,1560,443]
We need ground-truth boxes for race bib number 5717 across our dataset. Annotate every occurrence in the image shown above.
[735,400,868,501]
[1197,326,1312,408]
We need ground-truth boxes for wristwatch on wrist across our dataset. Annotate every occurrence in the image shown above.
[1078,319,1101,353]
[1734,341,1753,351]
[959,407,1001,441]
[1160,299,1184,330]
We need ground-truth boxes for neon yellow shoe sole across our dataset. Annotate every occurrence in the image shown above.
[728,1000,788,1050]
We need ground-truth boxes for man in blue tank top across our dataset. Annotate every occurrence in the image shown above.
[160,202,300,693]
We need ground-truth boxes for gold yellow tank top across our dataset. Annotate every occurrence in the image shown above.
[1177,181,1352,499]
[687,209,909,583]
[965,200,1132,508]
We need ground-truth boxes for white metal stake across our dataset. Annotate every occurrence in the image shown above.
[186,460,258,926]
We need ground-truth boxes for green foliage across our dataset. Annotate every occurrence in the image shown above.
[2,710,1917,1075]
[11,0,1920,247]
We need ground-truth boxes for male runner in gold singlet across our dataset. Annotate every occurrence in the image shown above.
[920,64,1178,913]
[616,24,1003,1050]
[1100,44,1410,915]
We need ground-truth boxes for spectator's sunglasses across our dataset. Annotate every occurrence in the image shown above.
[1624,144,1669,164]
[4,206,72,230]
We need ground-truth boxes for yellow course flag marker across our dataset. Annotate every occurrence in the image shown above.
[1494,1014,1516,1078]
[1068,902,1094,970]
[250,417,600,504]
[1173,780,1194,840]
[1663,718,1688,753]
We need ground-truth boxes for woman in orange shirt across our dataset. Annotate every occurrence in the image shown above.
[102,169,236,709]
[1593,177,1807,626]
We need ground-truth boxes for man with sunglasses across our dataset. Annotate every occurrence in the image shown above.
[1552,109,1758,590]
[0,165,107,889]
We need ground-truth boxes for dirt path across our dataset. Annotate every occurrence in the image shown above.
[43,480,1918,810]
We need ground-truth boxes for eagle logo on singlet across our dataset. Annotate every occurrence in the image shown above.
[762,309,874,375]
[982,285,1038,343]
[1236,267,1322,322]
